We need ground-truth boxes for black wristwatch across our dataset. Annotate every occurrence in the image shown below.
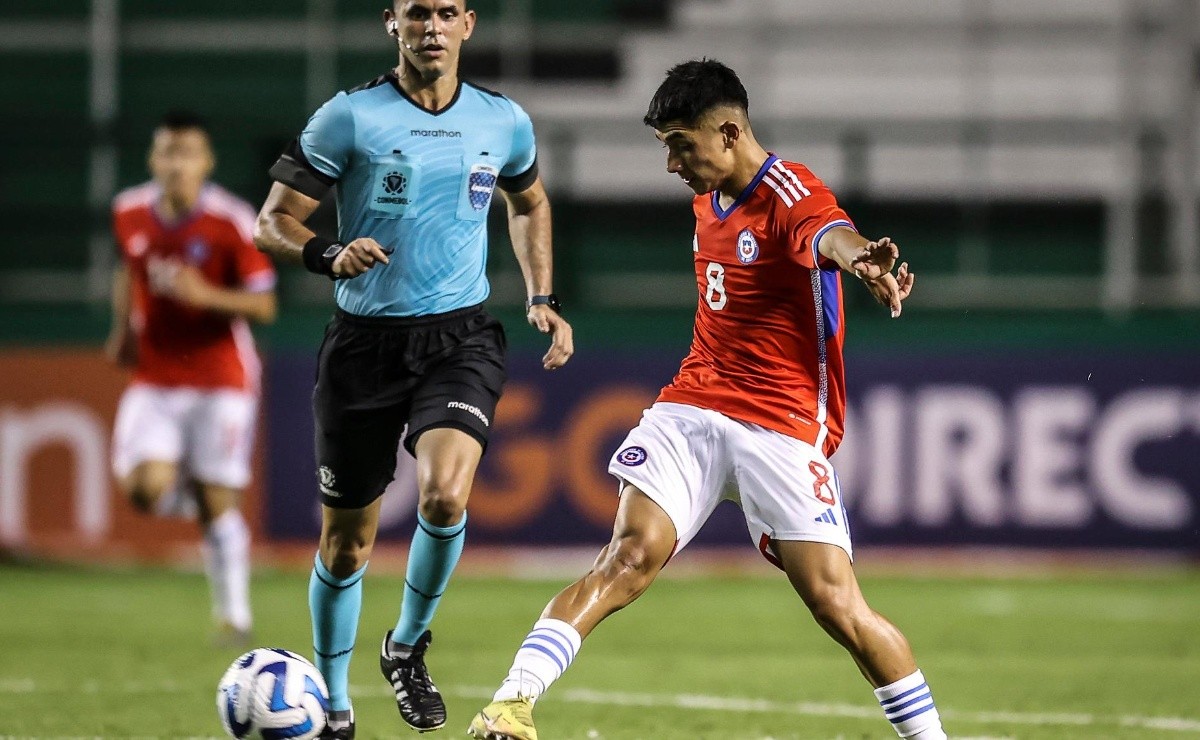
[526,293,561,314]
[302,236,345,279]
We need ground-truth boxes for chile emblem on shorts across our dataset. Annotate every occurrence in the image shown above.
[736,228,759,264]
[468,163,499,211]
[616,446,648,466]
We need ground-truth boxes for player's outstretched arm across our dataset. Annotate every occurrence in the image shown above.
[104,265,137,366]
[254,182,389,279]
[502,177,574,370]
[817,227,915,318]
[163,266,278,324]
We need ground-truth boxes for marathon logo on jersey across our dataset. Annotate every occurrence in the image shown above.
[317,466,340,497]
[410,128,462,138]
[736,228,760,264]
[448,400,490,427]
[185,238,210,264]
[467,163,499,211]
[616,446,648,466]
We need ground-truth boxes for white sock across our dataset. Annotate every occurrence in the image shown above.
[493,618,582,702]
[874,670,945,738]
[202,509,252,631]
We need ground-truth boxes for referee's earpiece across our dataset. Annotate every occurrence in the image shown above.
[391,21,418,52]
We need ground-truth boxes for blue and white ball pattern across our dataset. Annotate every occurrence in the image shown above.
[217,648,330,739]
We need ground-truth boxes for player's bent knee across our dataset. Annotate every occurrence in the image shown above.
[123,478,170,513]
[806,587,871,643]
[121,462,178,513]
[417,479,468,526]
[418,495,465,527]
[199,485,239,517]
[126,487,158,513]
[322,547,370,579]
[319,533,374,577]
[597,539,660,599]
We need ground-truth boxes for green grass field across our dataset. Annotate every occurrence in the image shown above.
[0,562,1197,739]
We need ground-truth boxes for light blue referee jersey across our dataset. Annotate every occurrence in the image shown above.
[287,72,538,317]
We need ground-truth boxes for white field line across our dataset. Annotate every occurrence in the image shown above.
[433,684,1200,734]
[1,679,1198,735]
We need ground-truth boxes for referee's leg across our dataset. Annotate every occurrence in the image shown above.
[413,426,483,527]
[308,408,397,724]
[318,498,383,578]
[310,498,380,723]
[389,426,482,646]
[378,427,482,731]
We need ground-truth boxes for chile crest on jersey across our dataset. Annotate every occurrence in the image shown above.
[185,237,210,264]
[736,228,759,264]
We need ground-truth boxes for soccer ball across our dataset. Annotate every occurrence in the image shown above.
[217,648,330,739]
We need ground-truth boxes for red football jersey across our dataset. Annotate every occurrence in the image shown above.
[657,156,854,457]
[112,182,276,392]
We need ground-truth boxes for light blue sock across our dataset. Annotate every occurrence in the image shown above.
[392,512,467,646]
[309,553,367,712]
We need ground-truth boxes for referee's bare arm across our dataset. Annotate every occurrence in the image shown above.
[254,183,390,279]
[502,177,552,303]
[502,176,574,370]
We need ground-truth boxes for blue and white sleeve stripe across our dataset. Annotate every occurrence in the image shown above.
[812,219,856,258]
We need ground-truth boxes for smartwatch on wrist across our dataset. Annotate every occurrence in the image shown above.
[525,293,561,314]
[302,236,344,279]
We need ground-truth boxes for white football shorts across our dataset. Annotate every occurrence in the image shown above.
[112,383,258,489]
[608,401,851,565]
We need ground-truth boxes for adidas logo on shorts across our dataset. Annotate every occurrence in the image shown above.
[814,508,838,525]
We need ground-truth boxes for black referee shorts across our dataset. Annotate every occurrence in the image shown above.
[312,304,506,509]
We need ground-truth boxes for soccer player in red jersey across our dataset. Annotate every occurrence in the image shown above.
[106,111,277,645]
[470,61,946,740]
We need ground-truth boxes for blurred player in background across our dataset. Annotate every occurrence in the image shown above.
[470,60,946,740]
[106,110,277,647]
[254,0,572,736]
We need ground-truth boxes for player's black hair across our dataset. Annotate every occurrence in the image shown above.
[158,109,210,135]
[643,59,749,129]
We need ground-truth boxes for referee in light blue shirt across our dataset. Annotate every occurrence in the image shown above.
[253,1,573,735]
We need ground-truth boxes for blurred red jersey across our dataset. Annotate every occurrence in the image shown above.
[657,156,854,457]
[112,182,276,392]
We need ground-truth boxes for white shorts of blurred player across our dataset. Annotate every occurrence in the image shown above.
[112,383,257,490]
[608,401,852,567]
